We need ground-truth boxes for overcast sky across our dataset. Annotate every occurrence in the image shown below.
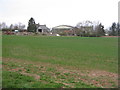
[0,0,119,29]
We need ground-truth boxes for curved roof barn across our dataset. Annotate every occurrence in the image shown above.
[52,25,74,30]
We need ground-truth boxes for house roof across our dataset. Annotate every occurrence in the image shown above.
[39,25,49,30]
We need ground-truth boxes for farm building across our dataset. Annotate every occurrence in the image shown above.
[36,24,50,33]
[52,25,76,36]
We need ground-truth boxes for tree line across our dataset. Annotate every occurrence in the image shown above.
[109,22,120,36]
[0,22,25,31]
[74,21,105,37]
[1,17,120,36]
[75,21,120,37]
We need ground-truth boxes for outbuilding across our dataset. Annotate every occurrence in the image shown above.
[36,24,50,33]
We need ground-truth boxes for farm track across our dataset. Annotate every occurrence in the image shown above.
[3,58,118,88]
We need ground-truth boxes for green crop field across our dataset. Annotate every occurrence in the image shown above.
[2,35,118,88]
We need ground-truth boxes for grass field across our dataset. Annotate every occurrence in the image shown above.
[2,35,118,88]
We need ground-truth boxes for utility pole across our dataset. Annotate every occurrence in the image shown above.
[118,1,120,23]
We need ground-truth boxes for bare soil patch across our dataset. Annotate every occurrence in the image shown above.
[2,58,118,88]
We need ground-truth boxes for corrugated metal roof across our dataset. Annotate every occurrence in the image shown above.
[52,25,74,30]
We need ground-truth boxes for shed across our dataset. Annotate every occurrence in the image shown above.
[36,24,50,33]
